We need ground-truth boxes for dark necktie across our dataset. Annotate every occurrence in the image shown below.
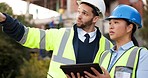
[84,33,90,44]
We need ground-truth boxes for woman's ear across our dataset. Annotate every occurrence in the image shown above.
[93,16,99,23]
[127,24,133,33]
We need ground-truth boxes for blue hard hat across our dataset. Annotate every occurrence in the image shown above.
[106,4,142,28]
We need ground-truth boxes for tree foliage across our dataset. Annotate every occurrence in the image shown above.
[16,55,50,78]
[0,3,30,78]
[0,2,50,78]
[139,1,148,48]
[0,2,13,15]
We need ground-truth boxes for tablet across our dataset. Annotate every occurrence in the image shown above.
[60,63,103,77]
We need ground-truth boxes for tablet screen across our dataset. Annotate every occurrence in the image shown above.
[60,63,103,77]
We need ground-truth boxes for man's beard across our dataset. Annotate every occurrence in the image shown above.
[76,18,93,29]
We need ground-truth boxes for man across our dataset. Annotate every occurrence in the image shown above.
[0,0,113,78]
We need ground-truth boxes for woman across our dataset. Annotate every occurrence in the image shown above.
[80,4,148,78]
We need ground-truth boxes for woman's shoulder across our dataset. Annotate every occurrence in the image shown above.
[139,47,148,52]
[139,47,148,58]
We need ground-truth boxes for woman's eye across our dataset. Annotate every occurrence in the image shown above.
[114,21,118,24]
[109,22,111,25]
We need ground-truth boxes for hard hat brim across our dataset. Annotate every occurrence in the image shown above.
[105,16,142,29]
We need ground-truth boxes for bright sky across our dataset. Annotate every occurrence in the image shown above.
[0,0,60,19]
[0,0,147,19]
[143,0,147,5]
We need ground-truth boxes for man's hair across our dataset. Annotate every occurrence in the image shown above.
[81,2,100,16]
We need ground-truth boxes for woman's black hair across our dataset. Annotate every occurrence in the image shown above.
[124,19,139,46]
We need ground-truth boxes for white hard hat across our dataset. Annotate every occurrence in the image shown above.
[77,0,106,18]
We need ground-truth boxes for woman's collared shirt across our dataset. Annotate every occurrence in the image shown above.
[108,41,148,78]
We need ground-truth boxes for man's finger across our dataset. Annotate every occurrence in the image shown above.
[66,74,71,78]
[71,72,76,78]
[77,72,81,78]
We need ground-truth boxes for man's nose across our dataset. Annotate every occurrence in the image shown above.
[77,13,82,19]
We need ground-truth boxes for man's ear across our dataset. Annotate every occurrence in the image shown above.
[93,16,99,23]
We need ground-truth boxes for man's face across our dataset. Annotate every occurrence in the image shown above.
[76,3,95,28]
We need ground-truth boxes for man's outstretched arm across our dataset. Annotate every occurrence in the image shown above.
[0,12,25,41]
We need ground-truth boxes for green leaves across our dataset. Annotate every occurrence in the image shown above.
[0,3,13,15]
[0,2,30,78]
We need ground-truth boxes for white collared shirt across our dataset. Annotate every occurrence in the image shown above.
[77,27,97,43]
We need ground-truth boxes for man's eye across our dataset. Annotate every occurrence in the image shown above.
[82,12,88,16]
[77,10,80,14]
[82,12,86,15]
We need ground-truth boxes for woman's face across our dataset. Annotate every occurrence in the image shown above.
[109,19,132,41]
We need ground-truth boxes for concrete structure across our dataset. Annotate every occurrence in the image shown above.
[23,0,144,33]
